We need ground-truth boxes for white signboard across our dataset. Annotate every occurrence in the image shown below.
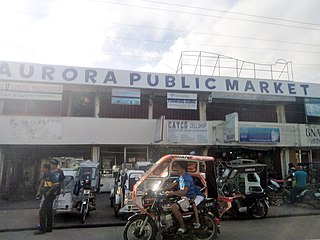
[10,118,62,139]
[0,81,63,101]
[167,92,197,110]
[0,61,319,98]
[111,88,140,105]
[167,120,208,143]
[154,115,165,143]
[225,112,239,142]
[299,124,320,146]
[305,98,320,117]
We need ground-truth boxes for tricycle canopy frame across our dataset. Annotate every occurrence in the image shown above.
[132,154,217,213]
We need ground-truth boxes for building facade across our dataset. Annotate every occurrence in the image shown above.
[0,60,320,199]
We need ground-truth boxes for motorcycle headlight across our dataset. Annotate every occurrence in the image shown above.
[124,192,131,205]
[84,189,91,195]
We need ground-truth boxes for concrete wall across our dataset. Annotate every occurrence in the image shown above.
[0,116,157,145]
[0,115,303,147]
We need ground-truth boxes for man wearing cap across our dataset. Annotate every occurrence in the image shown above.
[34,159,65,235]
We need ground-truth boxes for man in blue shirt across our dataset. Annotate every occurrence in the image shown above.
[34,159,65,235]
[165,161,195,234]
[291,165,308,205]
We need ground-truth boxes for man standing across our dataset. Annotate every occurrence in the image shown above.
[36,163,51,208]
[291,165,308,206]
[34,159,65,235]
[165,161,195,234]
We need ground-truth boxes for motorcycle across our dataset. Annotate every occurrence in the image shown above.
[124,190,217,240]
[282,184,320,209]
[217,162,269,219]
[222,187,269,219]
[123,154,219,240]
[77,179,95,223]
[266,178,286,206]
[75,161,100,223]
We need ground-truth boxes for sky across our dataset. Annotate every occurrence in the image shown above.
[1,0,320,83]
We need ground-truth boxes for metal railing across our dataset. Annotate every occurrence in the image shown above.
[176,51,294,81]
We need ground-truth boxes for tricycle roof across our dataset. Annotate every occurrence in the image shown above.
[155,154,214,163]
[224,163,267,172]
[79,160,99,168]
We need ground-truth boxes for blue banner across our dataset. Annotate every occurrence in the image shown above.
[240,127,280,143]
[305,98,320,117]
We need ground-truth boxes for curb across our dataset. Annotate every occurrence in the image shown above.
[2,211,320,233]
[0,222,126,233]
[267,212,320,219]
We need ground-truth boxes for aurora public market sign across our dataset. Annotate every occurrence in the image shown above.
[1,60,320,98]
[299,124,320,146]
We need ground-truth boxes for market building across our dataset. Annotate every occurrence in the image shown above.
[0,56,320,200]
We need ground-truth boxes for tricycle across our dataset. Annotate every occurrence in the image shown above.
[217,160,269,219]
[111,163,145,217]
[123,154,219,240]
[54,160,100,223]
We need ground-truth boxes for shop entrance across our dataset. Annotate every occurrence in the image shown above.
[99,146,149,192]
[208,147,281,179]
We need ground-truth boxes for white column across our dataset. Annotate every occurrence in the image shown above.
[276,105,286,123]
[94,96,100,118]
[148,96,153,119]
[199,101,207,121]
[91,146,100,163]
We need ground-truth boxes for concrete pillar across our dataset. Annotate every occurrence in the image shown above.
[148,96,153,119]
[94,96,100,118]
[199,101,207,121]
[280,148,290,179]
[67,95,73,116]
[276,105,286,123]
[91,146,100,163]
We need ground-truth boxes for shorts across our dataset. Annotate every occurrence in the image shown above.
[177,197,191,212]
[194,195,204,206]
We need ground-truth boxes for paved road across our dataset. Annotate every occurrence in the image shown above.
[2,215,320,240]
[1,192,320,234]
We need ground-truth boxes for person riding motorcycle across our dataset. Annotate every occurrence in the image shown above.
[164,160,196,234]
[290,165,308,205]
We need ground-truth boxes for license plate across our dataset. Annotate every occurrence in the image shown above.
[206,202,214,207]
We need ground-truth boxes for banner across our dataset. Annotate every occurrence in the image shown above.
[305,98,320,117]
[1,60,318,98]
[299,124,320,145]
[0,81,63,101]
[10,118,62,139]
[240,127,280,143]
[111,88,140,105]
[167,92,197,110]
[167,120,208,143]
[225,112,239,142]
[154,115,165,143]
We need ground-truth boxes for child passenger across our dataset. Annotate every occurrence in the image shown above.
[193,183,204,228]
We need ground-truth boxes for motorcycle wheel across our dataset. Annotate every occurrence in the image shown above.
[314,199,320,209]
[282,189,291,204]
[80,202,88,224]
[248,201,268,219]
[192,213,218,240]
[123,215,157,240]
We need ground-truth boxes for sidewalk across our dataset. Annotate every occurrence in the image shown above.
[1,196,320,232]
